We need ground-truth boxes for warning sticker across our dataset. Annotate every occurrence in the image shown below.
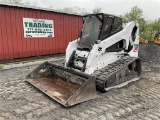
[133,44,139,52]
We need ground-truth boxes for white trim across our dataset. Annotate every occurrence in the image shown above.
[105,77,140,91]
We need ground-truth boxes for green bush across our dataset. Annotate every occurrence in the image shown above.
[121,6,160,41]
[0,64,3,71]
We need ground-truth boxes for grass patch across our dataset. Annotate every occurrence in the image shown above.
[0,64,3,71]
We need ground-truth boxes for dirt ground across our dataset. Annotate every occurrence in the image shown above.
[0,44,160,120]
[139,44,160,62]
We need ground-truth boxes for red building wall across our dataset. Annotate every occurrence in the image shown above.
[0,5,82,60]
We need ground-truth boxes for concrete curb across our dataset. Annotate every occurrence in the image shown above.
[2,57,65,70]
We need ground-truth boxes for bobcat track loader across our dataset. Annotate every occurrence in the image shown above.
[27,13,141,107]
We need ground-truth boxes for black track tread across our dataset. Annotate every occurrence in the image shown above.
[95,56,140,91]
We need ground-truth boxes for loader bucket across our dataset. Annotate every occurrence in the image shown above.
[26,62,97,107]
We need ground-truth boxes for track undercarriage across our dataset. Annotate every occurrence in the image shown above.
[95,56,141,91]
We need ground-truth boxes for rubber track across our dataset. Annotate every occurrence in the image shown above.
[95,56,140,91]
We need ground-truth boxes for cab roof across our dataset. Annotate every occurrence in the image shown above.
[83,13,121,19]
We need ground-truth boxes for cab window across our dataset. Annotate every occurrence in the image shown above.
[102,17,114,39]
[111,17,122,34]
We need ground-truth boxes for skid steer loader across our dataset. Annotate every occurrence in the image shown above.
[27,13,141,107]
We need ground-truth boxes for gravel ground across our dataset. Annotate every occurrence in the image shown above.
[139,44,160,62]
[0,44,160,120]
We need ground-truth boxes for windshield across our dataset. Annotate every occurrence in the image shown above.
[79,16,102,49]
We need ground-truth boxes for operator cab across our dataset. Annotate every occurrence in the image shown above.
[78,13,122,50]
